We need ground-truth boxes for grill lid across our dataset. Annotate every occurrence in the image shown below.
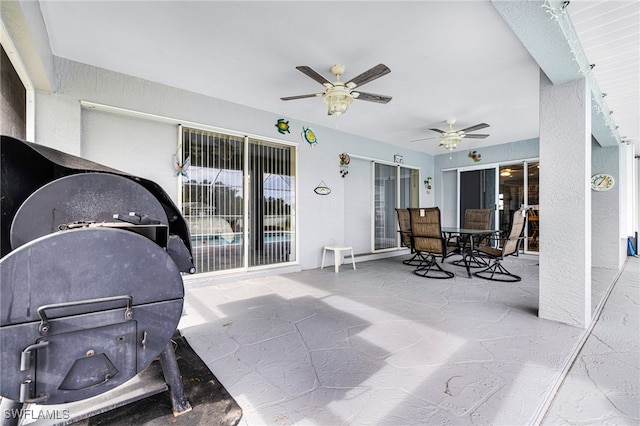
[10,173,169,251]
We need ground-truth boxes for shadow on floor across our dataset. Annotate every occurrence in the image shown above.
[76,332,242,426]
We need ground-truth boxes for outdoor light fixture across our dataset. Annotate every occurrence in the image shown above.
[440,134,462,152]
[322,86,354,116]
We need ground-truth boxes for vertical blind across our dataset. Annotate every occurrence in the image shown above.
[248,139,295,267]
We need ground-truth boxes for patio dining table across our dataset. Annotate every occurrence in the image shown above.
[441,227,500,278]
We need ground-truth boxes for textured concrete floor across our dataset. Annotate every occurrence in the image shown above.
[179,254,639,425]
[542,255,639,425]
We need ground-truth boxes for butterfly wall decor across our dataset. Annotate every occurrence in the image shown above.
[173,155,190,177]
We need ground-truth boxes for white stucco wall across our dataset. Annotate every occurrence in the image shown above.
[26,56,436,271]
[80,109,179,197]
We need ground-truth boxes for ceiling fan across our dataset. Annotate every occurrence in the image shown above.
[412,119,490,153]
[280,64,392,116]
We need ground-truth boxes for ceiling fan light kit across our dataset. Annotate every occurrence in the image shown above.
[323,86,353,116]
[441,135,462,151]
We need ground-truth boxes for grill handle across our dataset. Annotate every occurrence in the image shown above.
[20,340,50,371]
[37,295,133,335]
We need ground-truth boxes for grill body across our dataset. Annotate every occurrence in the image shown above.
[1,227,184,404]
[0,136,193,416]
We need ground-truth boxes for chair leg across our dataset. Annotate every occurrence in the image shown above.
[414,253,454,279]
[473,259,521,282]
[452,252,489,268]
[403,250,427,266]
[441,248,459,263]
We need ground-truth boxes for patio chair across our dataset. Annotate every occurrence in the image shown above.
[447,208,493,266]
[473,207,528,282]
[395,208,425,266]
[408,207,455,279]
[464,209,492,235]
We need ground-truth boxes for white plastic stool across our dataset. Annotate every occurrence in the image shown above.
[321,246,356,273]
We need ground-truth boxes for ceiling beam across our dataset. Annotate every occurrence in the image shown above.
[0,0,54,93]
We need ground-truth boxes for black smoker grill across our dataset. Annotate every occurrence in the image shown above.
[0,136,196,424]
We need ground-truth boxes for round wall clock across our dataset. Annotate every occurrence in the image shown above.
[590,173,614,191]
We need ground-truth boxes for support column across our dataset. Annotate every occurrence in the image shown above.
[538,71,591,328]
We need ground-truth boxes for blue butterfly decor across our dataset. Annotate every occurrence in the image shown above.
[173,155,190,177]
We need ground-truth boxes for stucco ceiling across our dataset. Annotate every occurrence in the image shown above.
[37,1,638,156]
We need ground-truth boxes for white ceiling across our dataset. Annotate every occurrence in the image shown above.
[37,1,638,156]
[567,1,639,149]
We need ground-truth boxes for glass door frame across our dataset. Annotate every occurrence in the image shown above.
[455,163,500,231]
[370,160,420,253]
[178,125,299,276]
[453,157,539,253]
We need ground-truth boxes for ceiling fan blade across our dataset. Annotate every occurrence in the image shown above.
[280,93,322,101]
[353,92,392,104]
[410,137,436,142]
[429,128,446,134]
[345,64,390,88]
[459,123,490,133]
[463,134,489,139]
[295,66,333,87]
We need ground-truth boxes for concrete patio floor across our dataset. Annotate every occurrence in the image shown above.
[179,254,639,425]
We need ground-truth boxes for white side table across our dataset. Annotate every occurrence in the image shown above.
[321,246,356,273]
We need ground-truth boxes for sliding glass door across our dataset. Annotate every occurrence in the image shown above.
[526,162,539,252]
[460,168,496,229]
[374,164,397,250]
[181,127,296,274]
[458,160,539,252]
[498,164,524,237]
[182,130,244,273]
[373,163,419,251]
[498,162,539,252]
[248,139,296,267]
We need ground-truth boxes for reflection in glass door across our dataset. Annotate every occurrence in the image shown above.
[498,165,524,237]
[400,167,420,209]
[459,161,539,253]
[460,168,496,229]
[526,162,539,252]
[498,162,539,252]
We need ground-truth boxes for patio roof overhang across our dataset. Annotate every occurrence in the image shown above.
[492,0,621,148]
